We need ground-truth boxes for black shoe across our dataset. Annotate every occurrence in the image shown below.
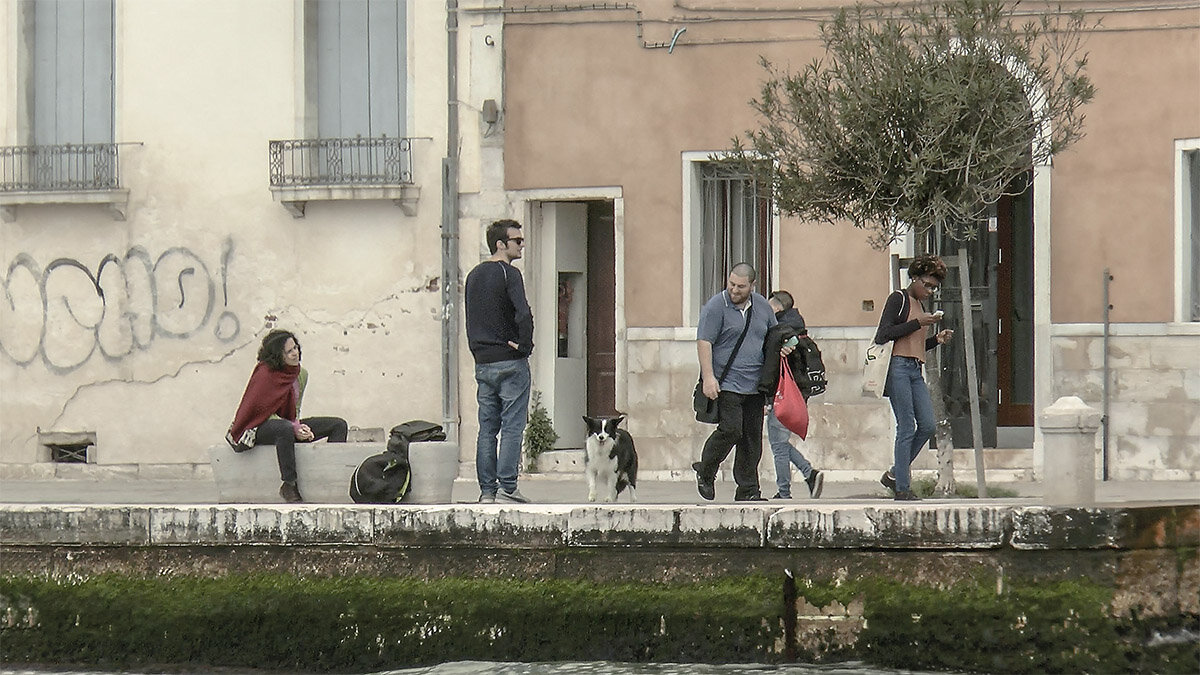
[735,494,768,502]
[880,471,896,492]
[894,490,921,501]
[806,470,824,498]
[280,481,303,503]
[692,462,715,501]
[772,492,792,500]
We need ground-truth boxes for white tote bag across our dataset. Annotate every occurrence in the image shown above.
[862,290,906,398]
[862,341,892,398]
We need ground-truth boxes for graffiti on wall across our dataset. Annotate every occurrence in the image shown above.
[1,237,241,374]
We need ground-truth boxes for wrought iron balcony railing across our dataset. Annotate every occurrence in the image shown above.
[0,143,121,192]
[269,136,414,188]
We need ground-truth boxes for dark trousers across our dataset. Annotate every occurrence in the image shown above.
[255,416,348,483]
[697,391,766,500]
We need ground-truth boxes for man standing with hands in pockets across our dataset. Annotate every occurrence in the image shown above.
[465,219,535,504]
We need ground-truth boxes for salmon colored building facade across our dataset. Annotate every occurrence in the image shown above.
[493,0,1199,480]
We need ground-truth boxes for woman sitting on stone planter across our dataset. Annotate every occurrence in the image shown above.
[226,329,348,503]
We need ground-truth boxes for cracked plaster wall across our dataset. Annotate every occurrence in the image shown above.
[0,1,451,466]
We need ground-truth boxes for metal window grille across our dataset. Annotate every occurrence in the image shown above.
[269,136,413,188]
[48,443,91,463]
[0,144,121,192]
[39,431,96,464]
[700,162,772,300]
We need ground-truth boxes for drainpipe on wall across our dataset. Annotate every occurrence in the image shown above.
[1101,268,1112,481]
[441,0,461,443]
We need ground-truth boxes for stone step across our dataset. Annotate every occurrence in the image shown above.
[532,447,1036,473]
[950,447,1033,469]
[532,448,584,473]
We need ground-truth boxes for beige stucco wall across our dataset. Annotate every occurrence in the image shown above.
[1049,16,1200,323]
[1,1,450,468]
[505,17,837,327]
[505,5,1200,327]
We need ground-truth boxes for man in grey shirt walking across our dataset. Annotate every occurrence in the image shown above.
[692,263,778,502]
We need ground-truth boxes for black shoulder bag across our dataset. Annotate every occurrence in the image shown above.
[693,303,753,424]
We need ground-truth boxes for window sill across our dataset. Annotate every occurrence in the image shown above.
[269,184,420,218]
[0,188,129,222]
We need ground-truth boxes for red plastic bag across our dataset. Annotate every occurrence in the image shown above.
[774,359,809,440]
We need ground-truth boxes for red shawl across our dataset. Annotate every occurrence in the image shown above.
[228,362,301,441]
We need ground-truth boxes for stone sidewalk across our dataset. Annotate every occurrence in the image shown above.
[0,472,1196,506]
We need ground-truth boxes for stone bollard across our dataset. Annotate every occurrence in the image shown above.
[1040,396,1103,506]
[404,441,460,504]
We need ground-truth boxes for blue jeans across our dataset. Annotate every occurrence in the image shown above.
[766,407,812,497]
[886,356,935,492]
[474,358,531,495]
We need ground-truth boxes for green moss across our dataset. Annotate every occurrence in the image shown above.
[791,575,1199,673]
[0,574,781,672]
[3,572,1196,673]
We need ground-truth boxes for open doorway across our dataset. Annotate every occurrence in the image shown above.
[534,200,617,449]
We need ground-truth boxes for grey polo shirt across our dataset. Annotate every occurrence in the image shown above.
[697,290,777,395]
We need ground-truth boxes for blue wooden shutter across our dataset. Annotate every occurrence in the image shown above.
[317,0,405,139]
[33,0,113,145]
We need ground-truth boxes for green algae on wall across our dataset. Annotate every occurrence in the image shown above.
[1,573,1197,673]
[0,574,781,672]
[791,576,1198,673]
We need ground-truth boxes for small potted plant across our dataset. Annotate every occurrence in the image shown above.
[524,391,558,472]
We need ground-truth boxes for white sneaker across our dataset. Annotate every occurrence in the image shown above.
[497,487,531,503]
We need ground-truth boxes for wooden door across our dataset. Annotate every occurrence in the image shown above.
[586,202,617,416]
[995,173,1035,426]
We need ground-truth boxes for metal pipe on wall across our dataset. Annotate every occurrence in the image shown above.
[441,0,461,443]
[1102,268,1112,481]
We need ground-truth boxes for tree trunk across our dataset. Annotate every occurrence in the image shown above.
[926,357,957,496]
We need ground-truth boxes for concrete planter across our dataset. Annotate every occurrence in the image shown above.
[403,441,459,504]
[208,442,382,504]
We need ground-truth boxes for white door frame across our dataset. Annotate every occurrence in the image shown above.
[515,187,627,417]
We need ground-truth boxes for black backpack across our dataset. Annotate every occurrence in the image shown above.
[389,420,446,444]
[348,421,446,504]
[349,423,429,504]
[349,449,411,504]
[792,335,827,398]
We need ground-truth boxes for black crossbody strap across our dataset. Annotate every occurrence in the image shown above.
[717,301,753,384]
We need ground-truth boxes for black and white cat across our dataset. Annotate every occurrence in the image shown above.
[582,415,638,503]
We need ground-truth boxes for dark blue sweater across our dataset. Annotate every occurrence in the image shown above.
[464,260,534,364]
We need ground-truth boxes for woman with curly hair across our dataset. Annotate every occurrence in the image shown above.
[226,329,348,503]
[873,254,954,501]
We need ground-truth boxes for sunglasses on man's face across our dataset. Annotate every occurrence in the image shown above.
[506,237,524,245]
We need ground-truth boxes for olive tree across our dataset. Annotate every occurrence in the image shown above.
[736,0,1095,248]
[733,0,1095,494]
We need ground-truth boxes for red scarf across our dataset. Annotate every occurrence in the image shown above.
[228,362,301,440]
